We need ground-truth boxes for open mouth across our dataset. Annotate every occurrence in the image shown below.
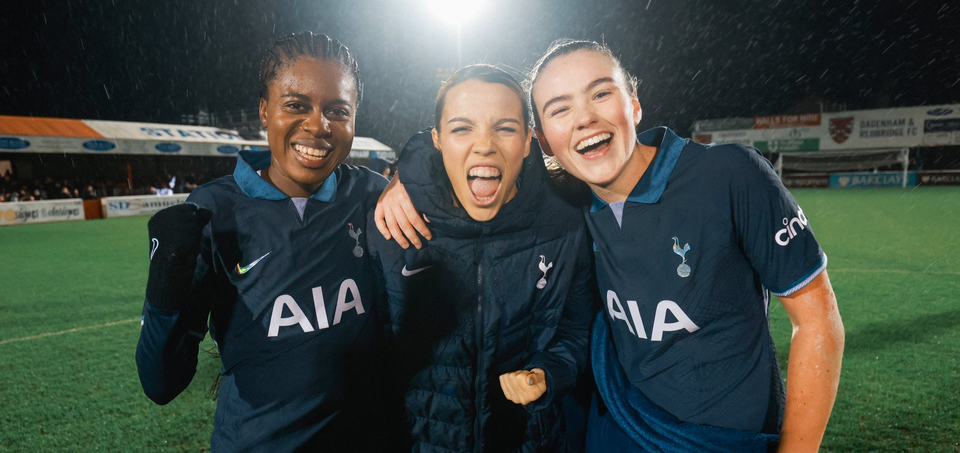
[575,132,613,156]
[466,165,502,205]
[293,143,330,162]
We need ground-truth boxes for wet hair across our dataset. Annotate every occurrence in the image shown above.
[434,64,530,131]
[526,39,638,130]
[258,31,362,105]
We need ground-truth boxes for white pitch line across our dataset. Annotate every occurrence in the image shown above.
[830,268,960,276]
[0,318,139,346]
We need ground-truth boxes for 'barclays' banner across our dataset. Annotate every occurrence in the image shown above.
[918,170,960,186]
[829,171,918,188]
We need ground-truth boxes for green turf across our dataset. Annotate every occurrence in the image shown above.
[771,187,960,452]
[0,217,219,452]
[1,187,958,452]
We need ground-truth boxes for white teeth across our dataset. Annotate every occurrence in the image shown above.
[293,144,328,159]
[576,132,612,151]
[468,167,501,178]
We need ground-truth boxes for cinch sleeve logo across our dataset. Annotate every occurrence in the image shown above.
[775,207,809,246]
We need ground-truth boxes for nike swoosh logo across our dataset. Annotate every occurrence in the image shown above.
[150,238,159,260]
[236,252,271,274]
[401,265,434,277]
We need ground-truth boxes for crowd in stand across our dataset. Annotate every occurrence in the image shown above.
[0,172,94,202]
[0,160,399,203]
[0,171,214,203]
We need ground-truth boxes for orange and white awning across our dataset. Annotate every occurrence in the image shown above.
[0,115,394,159]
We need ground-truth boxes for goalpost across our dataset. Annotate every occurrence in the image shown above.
[772,148,911,187]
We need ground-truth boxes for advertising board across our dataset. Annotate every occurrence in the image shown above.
[0,199,84,226]
[101,194,190,218]
[828,171,918,188]
[693,104,960,152]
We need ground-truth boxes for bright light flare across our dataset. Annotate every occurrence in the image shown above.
[424,0,486,27]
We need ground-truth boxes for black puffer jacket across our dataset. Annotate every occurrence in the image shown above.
[368,130,594,452]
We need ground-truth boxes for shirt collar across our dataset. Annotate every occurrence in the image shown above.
[234,150,337,202]
[590,126,685,212]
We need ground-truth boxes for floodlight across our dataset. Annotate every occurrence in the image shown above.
[424,0,486,27]
[424,0,486,67]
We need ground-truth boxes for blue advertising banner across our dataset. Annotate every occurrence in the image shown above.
[829,171,918,188]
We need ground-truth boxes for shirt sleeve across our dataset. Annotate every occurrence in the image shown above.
[727,145,827,297]
[135,190,223,405]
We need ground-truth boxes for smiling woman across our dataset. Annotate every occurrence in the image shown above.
[257,35,362,197]
[134,32,392,452]
[523,39,842,453]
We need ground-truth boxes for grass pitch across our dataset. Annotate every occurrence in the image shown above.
[0,187,958,452]
[0,216,218,452]
[771,187,960,452]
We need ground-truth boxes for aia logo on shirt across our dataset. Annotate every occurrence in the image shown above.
[267,279,365,337]
[775,207,809,247]
[606,290,700,342]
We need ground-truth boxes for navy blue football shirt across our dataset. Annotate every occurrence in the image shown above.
[587,127,826,434]
[137,151,390,451]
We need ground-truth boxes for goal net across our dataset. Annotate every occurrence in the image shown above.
[771,148,909,175]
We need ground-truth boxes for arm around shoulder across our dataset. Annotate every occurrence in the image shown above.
[374,175,432,249]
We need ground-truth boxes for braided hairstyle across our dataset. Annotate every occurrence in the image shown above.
[258,31,362,105]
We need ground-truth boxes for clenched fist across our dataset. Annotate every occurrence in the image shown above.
[499,368,546,406]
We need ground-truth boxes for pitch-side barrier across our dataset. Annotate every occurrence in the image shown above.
[0,198,85,226]
[100,194,189,218]
[0,194,189,226]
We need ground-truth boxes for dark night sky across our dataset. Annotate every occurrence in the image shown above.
[1,0,958,150]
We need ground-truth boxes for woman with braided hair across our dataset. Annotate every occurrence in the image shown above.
[136,32,393,452]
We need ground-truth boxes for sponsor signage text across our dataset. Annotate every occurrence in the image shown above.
[102,194,190,218]
[0,199,84,226]
[829,171,918,188]
[696,104,960,152]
